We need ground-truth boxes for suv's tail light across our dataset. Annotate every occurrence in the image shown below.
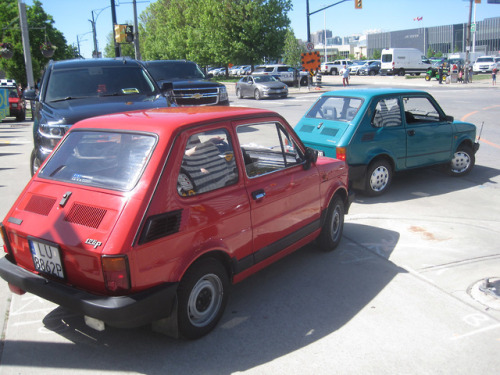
[101,255,130,293]
[336,147,346,161]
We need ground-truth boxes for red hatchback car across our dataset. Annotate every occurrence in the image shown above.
[0,107,351,339]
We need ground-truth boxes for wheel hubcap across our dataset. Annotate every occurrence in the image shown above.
[450,151,470,173]
[330,206,341,241]
[370,166,389,192]
[188,274,223,327]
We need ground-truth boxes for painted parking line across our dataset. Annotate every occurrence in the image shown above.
[461,106,500,149]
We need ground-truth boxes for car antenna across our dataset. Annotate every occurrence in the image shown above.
[477,121,484,142]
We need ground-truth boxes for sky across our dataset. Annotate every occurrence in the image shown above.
[23,0,500,59]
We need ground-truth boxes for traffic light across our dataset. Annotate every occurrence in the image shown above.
[355,0,362,9]
[125,25,134,43]
[114,24,126,43]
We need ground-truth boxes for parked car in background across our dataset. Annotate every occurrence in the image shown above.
[358,61,381,76]
[235,75,288,100]
[237,65,252,75]
[0,79,26,121]
[473,56,497,74]
[0,106,351,339]
[229,65,240,75]
[295,88,479,196]
[23,58,175,176]
[349,62,365,75]
[252,64,296,85]
[142,60,229,107]
[380,48,431,76]
[320,60,353,75]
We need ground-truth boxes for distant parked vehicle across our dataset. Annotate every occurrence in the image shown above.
[235,75,288,100]
[380,48,431,76]
[473,56,497,74]
[320,60,353,75]
[358,61,381,76]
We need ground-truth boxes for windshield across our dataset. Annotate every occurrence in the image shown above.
[146,61,206,81]
[45,66,157,102]
[476,57,494,63]
[253,76,278,83]
[39,131,157,191]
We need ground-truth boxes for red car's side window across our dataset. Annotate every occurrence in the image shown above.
[177,128,238,196]
[236,122,304,178]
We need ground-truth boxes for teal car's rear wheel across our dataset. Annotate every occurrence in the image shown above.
[365,159,392,196]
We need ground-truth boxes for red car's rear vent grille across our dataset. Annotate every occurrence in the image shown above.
[139,210,183,244]
[24,195,56,216]
[64,203,107,229]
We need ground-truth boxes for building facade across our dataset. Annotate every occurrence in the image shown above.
[367,16,500,58]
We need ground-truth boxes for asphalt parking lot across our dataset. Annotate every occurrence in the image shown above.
[0,75,499,375]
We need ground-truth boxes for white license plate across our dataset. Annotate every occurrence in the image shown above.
[29,239,65,279]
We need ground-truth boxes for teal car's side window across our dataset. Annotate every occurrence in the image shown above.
[372,98,402,128]
[402,97,442,123]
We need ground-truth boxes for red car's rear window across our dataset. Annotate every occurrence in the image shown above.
[38,130,156,191]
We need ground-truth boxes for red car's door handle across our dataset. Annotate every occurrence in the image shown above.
[251,189,266,200]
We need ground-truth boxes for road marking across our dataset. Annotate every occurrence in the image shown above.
[451,323,500,341]
[461,108,500,149]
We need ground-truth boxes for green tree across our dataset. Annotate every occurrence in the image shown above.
[140,0,292,69]
[0,0,75,86]
[282,28,304,67]
[372,49,381,59]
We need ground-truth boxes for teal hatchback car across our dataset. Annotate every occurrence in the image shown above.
[295,89,479,196]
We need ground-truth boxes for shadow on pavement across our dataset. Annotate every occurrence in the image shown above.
[354,164,499,204]
[1,224,401,374]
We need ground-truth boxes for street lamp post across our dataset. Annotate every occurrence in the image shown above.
[90,6,112,58]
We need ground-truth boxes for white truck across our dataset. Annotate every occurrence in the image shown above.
[380,48,431,76]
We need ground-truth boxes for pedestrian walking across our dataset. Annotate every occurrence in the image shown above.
[341,65,350,87]
[492,66,497,86]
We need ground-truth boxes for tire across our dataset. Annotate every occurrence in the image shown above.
[30,149,41,176]
[177,258,229,339]
[425,75,431,81]
[369,70,375,76]
[281,94,288,99]
[236,87,242,99]
[254,89,261,100]
[300,76,308,86]
[447,144,474,177]
[365,159,392,196]
[318,196,345,251]
[398,69,405,76]
[331,69,338,75]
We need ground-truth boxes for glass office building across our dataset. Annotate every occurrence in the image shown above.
[367,16,500,57]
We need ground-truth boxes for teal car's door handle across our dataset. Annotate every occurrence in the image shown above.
[407,129,416,136]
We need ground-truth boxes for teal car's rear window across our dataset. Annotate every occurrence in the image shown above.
[39,131,156,191]
[306,96,363,122]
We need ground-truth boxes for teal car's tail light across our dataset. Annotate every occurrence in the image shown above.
[336,147,347,161]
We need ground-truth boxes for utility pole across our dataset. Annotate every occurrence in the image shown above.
[132,0,141,60]
[111,0,120,57]
[18,0,34,90]
[464,0,473,83]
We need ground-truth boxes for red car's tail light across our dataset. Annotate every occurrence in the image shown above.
[336,147,347,161]
[0,224,14,257]
[101,255,131,293]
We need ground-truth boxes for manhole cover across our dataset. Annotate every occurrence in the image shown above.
[468,277,500,310]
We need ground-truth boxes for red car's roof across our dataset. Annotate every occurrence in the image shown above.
[72,106,280,135]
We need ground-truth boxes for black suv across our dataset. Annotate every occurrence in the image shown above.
[24,58,174,175]
[142,60,229,106]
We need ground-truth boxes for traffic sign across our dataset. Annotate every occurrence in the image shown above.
[301,52,321,73]
[306,42,314,51]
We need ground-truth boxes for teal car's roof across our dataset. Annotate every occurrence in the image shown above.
[320,88,429,99]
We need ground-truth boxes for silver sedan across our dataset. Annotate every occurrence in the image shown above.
[235,75,288,100]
